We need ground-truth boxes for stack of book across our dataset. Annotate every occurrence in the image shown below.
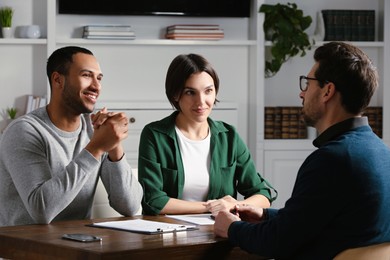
[165,24,224,40]
[82,25,136,40]
[363,106,383,138]
[25,95,47,114]
[321,10,375,41]
[264,106,307,139]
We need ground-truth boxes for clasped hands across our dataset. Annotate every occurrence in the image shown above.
[211,198,266,238]
[86,107,129,161]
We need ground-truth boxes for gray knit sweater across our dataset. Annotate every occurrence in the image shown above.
[0,107,143,226]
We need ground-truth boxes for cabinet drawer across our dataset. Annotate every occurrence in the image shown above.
[121,109,173,167]
[124,109,173,131]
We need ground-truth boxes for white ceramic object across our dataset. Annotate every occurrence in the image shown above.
[25,25,40,39]
[1,27,12,38]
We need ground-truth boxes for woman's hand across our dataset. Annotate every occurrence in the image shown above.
[205,195,238,216]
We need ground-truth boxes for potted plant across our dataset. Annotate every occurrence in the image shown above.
[1,107,17,132]
[0,6,14,38]
[259,3,313,78]
[6,107,17,120]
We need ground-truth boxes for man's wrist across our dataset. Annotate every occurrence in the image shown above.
[107,152,125,162]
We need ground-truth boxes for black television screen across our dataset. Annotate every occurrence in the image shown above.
[58,0,250,18]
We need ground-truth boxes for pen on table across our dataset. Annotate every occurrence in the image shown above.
[157,225,187,233]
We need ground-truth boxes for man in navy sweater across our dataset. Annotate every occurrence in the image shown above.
[214,41,390,259]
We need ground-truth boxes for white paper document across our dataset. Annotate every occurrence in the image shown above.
[89,219,198,234]
[166,214,215,225]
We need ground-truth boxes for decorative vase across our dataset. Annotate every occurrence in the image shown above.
[26,25,41,39]
[1,27,12,38]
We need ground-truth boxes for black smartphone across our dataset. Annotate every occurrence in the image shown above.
[62,233,102,242]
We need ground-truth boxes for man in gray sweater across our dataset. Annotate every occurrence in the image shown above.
[0,46,143,226]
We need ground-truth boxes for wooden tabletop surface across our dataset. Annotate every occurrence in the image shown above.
[0,215,266,259]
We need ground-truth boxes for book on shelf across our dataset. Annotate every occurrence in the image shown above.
[264,106,307,139]
[363,106,383,138]
[83,35,136,40]
[82,24,136,40]
[166,29,224,34]
[264,107,275,139]
[83,31,135,37]
[25,95,47,114]
[322,9,375,41]
[166,34,224,40]
[358,10,375,41]
[83,25,133,32]
[165,24,224,40]
[167,24,221,30]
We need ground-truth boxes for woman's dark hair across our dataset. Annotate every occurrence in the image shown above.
[314,42,378,114]
[46,46,93,88]
[165,53,219,110]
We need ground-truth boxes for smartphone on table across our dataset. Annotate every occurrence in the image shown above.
[62,233,102,242]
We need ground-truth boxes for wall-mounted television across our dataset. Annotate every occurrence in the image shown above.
[58,0,250,18]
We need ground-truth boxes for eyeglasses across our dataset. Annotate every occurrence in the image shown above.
[299,75,329,92]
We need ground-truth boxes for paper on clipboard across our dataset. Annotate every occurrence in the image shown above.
[166,214,215,225]
[89,219,198,234]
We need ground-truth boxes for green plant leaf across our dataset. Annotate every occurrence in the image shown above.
[260,3,313,78]
[0,7,14,27]
[6,107,17,119]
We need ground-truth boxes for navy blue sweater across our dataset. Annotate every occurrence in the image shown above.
[228,117,390,259]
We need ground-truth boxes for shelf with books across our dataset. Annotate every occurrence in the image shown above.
[165,24,224,40]
[56,38,257,46]
[82,25,136,40]
[264,106,307,140]
[322,9,375,42]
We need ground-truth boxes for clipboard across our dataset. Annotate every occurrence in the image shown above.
[166,214,215,225]
[88,219,198,234]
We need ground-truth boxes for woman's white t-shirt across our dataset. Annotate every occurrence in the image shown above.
[175,126,211,201]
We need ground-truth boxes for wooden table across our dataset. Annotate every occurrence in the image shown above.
[0,215,265,259]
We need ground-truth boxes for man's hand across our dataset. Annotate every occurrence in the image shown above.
[91,107,116,129]
[87,109,129,160]
[235,204,265,223]
[213,210,241,238]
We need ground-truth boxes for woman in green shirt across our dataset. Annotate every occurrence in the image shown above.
[138,53,276,215]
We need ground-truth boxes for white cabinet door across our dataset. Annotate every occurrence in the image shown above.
[122,109,173,167]
[264,150,314,209]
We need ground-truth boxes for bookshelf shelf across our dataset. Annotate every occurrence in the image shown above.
[265,40,385,48]
[56,38,257,46]
[0,38,47,45]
